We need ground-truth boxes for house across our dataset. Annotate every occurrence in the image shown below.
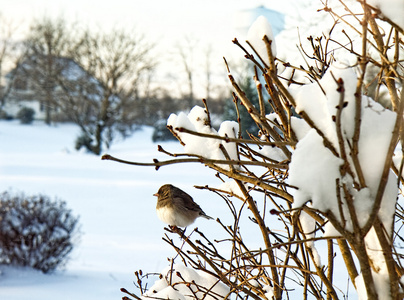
[1,55,102,122]
[2,68,49,121]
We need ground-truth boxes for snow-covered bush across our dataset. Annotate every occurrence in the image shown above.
[152,119,178,142]
[0,109,13,120]
[75,133,94,152]
[16,107,35,124]
[0,191,80,273]
[104,1,404,299]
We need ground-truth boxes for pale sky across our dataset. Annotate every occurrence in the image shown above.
[0,0,294,98]
[0,0,291,43]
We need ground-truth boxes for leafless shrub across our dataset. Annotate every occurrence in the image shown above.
[104,1,403,299]
[0,191,80,273]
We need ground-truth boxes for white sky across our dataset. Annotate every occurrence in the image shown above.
[0,0,294,98]
[0,0,291,44]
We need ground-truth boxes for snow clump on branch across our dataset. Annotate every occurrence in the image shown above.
[167,106,239,169]
[289,63,397,234]
[142,264,229,300]
[247,15,277,65]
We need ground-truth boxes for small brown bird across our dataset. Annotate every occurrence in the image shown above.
[153,184,213,228]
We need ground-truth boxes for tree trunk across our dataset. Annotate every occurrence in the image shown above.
[92,123,102,155]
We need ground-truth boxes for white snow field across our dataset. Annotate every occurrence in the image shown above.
[0,120,223,300]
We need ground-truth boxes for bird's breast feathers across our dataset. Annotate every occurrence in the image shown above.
[156,206,196,228]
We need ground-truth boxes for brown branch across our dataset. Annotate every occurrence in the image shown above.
[168,226,262,300]
[337,239,358,287]
[202,98,212,128]
[254,67,266,119]
[101,154,288,170]
[352,238,378,299]
[306,246,339,300]
[175,126,296,147]
[365,4,400,110]
[235,180,282,299]
[228,73,292,160]
[327,240,334,300]
[350,6,368,189]
[261,37,340,158]
[373,217,399,299]
[332,73,357,184]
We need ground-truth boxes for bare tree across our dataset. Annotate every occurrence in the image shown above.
[203,44,213,101]
[174,36,198,107]
[20,17,79,124]
[0,14,24,108]
[15,17,154,154]
[73,27,155,155]
[104,1,404,299]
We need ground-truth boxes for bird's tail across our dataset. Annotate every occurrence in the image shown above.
[201,212,213,220]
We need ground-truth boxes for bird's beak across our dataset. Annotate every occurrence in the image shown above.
[153,193,158,197]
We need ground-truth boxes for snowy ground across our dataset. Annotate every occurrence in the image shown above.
[0,120,359,300]
[0,120,223,300]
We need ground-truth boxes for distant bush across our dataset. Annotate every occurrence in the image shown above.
[0,109,13,120]
[16,107,35,124]
[152,119,177,142]
[0,191,80,273]
[75,133,93,152]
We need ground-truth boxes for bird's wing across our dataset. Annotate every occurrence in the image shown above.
[173,189,203,212]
